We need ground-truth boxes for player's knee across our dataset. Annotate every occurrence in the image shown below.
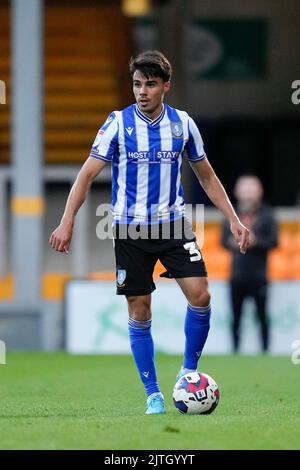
[189,290,211,308]
[127,296,151,321]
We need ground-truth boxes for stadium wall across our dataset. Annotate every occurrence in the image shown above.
[172,0,300,117]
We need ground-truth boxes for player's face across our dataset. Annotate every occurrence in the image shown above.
[133,70,170,120]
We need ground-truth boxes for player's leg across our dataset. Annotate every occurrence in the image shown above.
[113,225,164,413]
[230,280,246,352]
[159,220,210,377]
[127,294,164,414]
[176,276,211,374]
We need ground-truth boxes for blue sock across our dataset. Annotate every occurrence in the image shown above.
[128,318,160,397]
[183,303,211,370]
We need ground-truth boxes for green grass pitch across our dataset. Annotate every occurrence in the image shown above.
[0,353,299,450]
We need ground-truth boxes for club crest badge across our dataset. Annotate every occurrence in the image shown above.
[171,121,183,138]
[117,269,126,287]
[104,114,114,126]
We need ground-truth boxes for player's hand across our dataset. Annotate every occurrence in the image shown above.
[49,223,73,253]
[230,219,250,254]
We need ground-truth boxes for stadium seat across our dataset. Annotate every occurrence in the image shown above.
[0,3,131,164]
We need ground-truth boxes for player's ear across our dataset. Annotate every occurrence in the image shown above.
[164,81,171,93]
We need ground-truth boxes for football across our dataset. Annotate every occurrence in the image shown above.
[173,371,220,415]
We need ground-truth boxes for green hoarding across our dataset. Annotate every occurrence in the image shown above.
[186,18,268,79]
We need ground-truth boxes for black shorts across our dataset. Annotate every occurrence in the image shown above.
[113,218,207,296]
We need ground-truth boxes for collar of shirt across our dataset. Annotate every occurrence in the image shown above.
[134,103,165,126]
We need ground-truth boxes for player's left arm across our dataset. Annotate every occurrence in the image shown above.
[190,157,250,254]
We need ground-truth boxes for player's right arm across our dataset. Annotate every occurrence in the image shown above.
[49,157,106,253]
[50,111,119,253]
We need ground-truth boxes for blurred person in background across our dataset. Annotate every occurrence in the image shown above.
[221,175,278,353]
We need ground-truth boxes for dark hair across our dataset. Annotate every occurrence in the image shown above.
[129,50,172,82]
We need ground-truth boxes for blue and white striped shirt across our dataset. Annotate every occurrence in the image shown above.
[90,103,205,223]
